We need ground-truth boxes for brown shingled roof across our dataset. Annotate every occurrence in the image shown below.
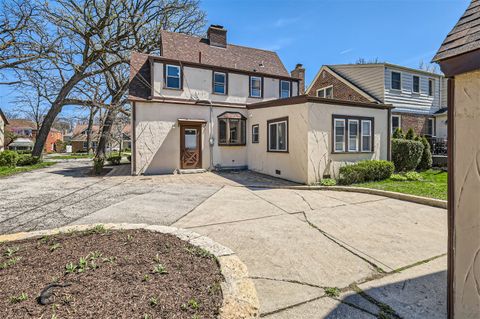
[159,30,290,77]
[433,0,480,61]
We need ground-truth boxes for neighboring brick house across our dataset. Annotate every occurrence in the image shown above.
[306,63,448,138]
[6,119,63,153]
[70,124,131,153]
[0,108,8,151]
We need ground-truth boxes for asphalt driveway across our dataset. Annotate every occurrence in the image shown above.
[0,160,447,318]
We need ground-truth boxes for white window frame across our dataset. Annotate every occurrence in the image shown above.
[361,120,372,152]
[334,118,346,152]
[391,71,402,91]
[428,78,434,96]
[317,85,333,98]
[427,118,435,136]
[391,115,401,133]
[280,80,291,98]
[250,76,262,98]
[252,124,259,144]
[268,119,288,152]
[213,71,226,95]
[348,119,359,152]
[165,64,181,89]
[412,75,420,93]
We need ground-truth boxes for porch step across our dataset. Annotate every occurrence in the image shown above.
[176,168,207,175]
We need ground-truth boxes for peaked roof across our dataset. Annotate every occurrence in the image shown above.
[306,65,381,103]
[159,30,290,77]
[7,119,37,129]
[0,108,8,124]
[433,0,480,61]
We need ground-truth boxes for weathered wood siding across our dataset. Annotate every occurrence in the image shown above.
[330,65,385,102]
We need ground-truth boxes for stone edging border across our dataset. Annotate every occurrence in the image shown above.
[237,185,447,209]
[0,223,260,319]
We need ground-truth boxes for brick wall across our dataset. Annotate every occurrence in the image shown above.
[394,113,432,136]
[307,69,371,103]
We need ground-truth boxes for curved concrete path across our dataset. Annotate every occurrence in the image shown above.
[0,161,447,318]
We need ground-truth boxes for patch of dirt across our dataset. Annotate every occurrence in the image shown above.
[0,228,224,318]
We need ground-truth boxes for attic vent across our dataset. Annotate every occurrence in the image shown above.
[259,61,265,67]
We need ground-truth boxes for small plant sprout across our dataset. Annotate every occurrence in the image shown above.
[10,293,28,303]
[102,256,116,264]
[78,257,88,272]
[142,274,150,282]
[88,251,102,260]
[153,253,161,263]
[0,256,21,270]
[325,287,341,298]
[188,298,199,310]
[4,246,19,257]
[127,234,133,242]
[65,262,77,273]
[149,297,158,307]
[49,243,61,252]
[153,263,168,274]
[39,235,50,244]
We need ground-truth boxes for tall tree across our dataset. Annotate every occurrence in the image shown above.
[29,0,205,157]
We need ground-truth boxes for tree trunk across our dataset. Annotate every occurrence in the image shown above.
[32,73,83,157]
[95,107,117,160]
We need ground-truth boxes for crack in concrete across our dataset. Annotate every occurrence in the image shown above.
[250,275,325,290]
[301,211,391,273]
[171,185,225,225]
[182,213,283,230]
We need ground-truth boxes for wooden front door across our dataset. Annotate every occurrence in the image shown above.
[180,125,202,169]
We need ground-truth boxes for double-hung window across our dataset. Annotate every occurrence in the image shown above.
[252,125,259,143]
[218,113,246,146]
[361,120,372,152]
[317,86,333,99]
[268,118,288,152]
[348,120,359,152]
[250,76,262,98]
[427,118,435,136]
[213,72,227,94]
[280,80,291,98]
[165,64,181,89]
[391,115,401,134]
[334,119,346,152]
[413,75,420,93]
[428,79,434,96]
[391,71,401,90]
[333,116,374,153]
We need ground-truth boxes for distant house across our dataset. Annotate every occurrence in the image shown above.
[70,124,131,153]
[6,119,63,153]
[0,108,8,151]
[128,25,392,183]
[306,64,448,138]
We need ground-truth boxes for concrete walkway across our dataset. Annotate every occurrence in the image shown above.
[0,161,447,318]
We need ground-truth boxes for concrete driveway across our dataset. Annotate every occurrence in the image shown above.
[0,160,447,318]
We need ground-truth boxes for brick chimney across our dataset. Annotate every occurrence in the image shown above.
[291,64,306,94]
[207,25,227,48]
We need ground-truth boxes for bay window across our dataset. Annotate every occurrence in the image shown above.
[218,112,246,146]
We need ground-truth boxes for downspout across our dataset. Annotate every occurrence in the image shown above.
[195,99,215,171]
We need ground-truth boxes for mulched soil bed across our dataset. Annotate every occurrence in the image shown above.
[0,227,224,318]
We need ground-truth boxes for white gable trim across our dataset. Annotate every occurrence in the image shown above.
[306,65,379,103]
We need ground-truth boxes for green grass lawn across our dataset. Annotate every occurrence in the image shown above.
[356,169,447,200]
[0,162,56,178]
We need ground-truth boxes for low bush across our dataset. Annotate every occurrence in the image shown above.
[405,128,416,140]
[392,128,404,139]
[16,150,32,155]
[16,154,41,166]
[320,178,337,186]
[417,137,433,171]
[338,160,394,185]
[390,173,407,181]
[391,138,424,172]
[404,171,422,181]
[0,151,19,167]
[106,155,121,165]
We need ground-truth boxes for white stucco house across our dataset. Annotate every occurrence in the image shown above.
[129,25,393,184]
[0,108,8,152]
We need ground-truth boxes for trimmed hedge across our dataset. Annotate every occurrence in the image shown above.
[391,138,424,172]
[417,137,433,171]
[338,160,395,185]
[0,151,19,167]
[17,154,41,166]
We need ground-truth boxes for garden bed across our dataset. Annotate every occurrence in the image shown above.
[0,227,224,318]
